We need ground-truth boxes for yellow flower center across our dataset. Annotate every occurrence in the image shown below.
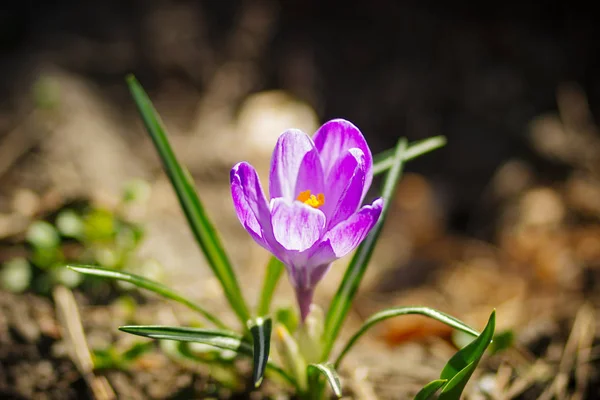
[297,190,325,209]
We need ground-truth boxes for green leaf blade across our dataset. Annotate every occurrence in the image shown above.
[249,317,272,387]
[67,264,227,329]
[373,136,446,176]
[436,310,496,399]
[119,325,250,354]
[257,257,284,317]
[414,379,447,400]
[335,307,479,368]
[308,363,342,398]
[440,310,495,380]
[126,75,250,325]
[120,325,296,388]
[321,138,408,360]
[437,361,479,400]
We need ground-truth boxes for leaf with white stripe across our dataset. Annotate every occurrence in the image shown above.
[249,317,272,387]
[335,306,479,368]
[308,363,342,398]
[119,324,296,388]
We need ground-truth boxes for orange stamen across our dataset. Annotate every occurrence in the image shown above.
[297,190,325,208]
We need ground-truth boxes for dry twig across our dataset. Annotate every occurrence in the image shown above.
[53,285,116,400]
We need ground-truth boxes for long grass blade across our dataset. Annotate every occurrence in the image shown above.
[127,75,249,324]
[308,363,342,398]
[321,138,408,360]
[372,136,446,176]
[68,264,227,329]
[257,257,285,317]
[334,307,479,368]
[119,325,296,387]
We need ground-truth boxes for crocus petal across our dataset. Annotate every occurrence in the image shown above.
[309,198,384,266]
[320,148,366,229]
[230,162,274,251]
[269,130,324,201]
[271,198,326,253]
[294,148,325,201]
[313,119,373,199]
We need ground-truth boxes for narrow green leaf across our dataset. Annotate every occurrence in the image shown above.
[321,138,408,360]
[119,325,249,352]
[67,265,227,329]
[436,311,496,400]
[126,75,250,325]
[249,317,272,387]
[414,379,447,400]
[440,310,495,380]
[119,325,296,388]
[373,136,446,176]
[308,363,342,398]
[257,257,284,317]
[335,307,479,368]
[438,361,479,399]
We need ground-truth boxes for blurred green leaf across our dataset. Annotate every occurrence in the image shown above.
[115,226,141,251]
[122,341,155,361]
[31,247,63,269]
[68,265,227,329]
[93,341,154,370]
[335,307,479,368]
[55,210,84,239]
[437,310,496,400]
[93,247,119,269]
[275,306,299,334]
[257,257,284,317]
[122,179,151,204]
[321,138,407,360]
[1,258,32,293]
[249,317,272,387]
[93,348,122,370]
[414,379,447,400]
[372,136,446,176]
[159,341,242,389]
[308,363,342,398]
[51,266,83,288]
[32,76,61,110]
[27,221,60,249]
[127,75,250,326]
[113,295,138,321]
[489,329,515,355]
[84,209,116,242]
[173,341,234,363]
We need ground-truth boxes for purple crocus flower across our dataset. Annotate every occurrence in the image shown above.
[231,119,383,321]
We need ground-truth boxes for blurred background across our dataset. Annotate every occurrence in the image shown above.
[1,1,599,399]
